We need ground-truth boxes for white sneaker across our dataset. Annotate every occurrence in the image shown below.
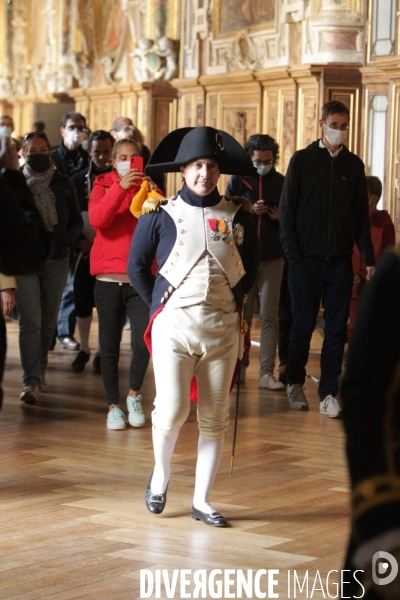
[259,373,285,390]
[287,384,309,411]
[107,405,126,430]
[320,395,342,418]
[20,385,39,404]
[127,394,146,427]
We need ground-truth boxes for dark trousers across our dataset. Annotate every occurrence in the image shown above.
[94,280,150,406]
[287,258,353,400]
[278,258,292,367]
[74,253,95,318]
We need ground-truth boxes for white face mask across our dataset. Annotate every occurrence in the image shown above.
[81,140,89,151]
[323,125,347,147]
[116,160,131,177]
[0,125,12,137]
[64,129,84,150]
[253,162,273,177]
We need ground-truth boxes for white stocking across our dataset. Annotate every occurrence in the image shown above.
[151,427,179,495]
[193,438,224,513]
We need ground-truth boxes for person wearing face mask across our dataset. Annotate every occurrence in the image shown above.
[69,130,115,374]
[225,134,285,389]
[279,100,375,417]
[51,112,89,177]
[14,132,83,404]
[0,115,21,151]
[89,138,160,430]
[51,112,90,353]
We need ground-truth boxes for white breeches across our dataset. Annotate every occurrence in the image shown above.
[151,303,239,440]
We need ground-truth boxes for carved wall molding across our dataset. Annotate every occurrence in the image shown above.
[181,0,366,79]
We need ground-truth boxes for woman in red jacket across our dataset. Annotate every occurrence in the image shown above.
[89,138,156,430]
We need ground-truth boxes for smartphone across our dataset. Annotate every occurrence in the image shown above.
[130,156,144,172]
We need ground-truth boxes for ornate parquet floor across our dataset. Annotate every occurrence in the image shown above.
[0,315,350,599]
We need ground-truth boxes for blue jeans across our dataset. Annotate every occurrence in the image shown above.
[15,257,69,386]
[57,258,76,338]
[287,258,353,400]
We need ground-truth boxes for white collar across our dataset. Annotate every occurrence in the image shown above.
[319,138,343,157]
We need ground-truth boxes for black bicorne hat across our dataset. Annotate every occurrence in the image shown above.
[144,126,255,176]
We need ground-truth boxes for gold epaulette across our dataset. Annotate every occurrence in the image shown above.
[141,196,168,214]
[229,196,254,214]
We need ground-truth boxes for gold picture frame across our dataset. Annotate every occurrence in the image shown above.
[213,0,276,37]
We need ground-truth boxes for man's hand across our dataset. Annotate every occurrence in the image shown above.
[353,273,362,292]
[119,168,143,190]
[266,205,279,220]
[1,289,15,317]
[0,136,19,171]
[365,266,375,281]
[253,200,269,216]
[77,239,92,254]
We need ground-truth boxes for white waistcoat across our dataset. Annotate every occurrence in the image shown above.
[159,195,246,290]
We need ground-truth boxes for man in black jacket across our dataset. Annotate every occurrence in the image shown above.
[51,111,89,177]
[226,134,285,389]
[279,100,374,416]
[52,111,89,351]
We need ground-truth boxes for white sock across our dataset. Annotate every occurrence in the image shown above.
[151,428,179,495]
[76,315,92,354]
[193,438,224,513]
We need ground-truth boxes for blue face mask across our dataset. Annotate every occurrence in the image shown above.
[0,126,12,137]
[253,163,273,177]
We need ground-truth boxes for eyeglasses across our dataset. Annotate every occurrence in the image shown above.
[64,125,87,132]
[23,132,49,142]
[324,120,349,131]
[253,160,274,167]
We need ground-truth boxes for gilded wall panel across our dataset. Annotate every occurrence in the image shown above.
[119,88,138,127]
[259,71,297,175]
[261,91,279,140]
[207,94,219,129]
[296,86,319,150]
[280,94,297,174]
[311,0,362,20]
[259,70,297,164]
[222,106,258,147]
[184,95,194,127]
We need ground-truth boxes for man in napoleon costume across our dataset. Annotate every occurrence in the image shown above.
[127,126,259,526]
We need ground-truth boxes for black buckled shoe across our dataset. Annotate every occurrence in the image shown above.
[145,471,168,515]
[191,506,227,527]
